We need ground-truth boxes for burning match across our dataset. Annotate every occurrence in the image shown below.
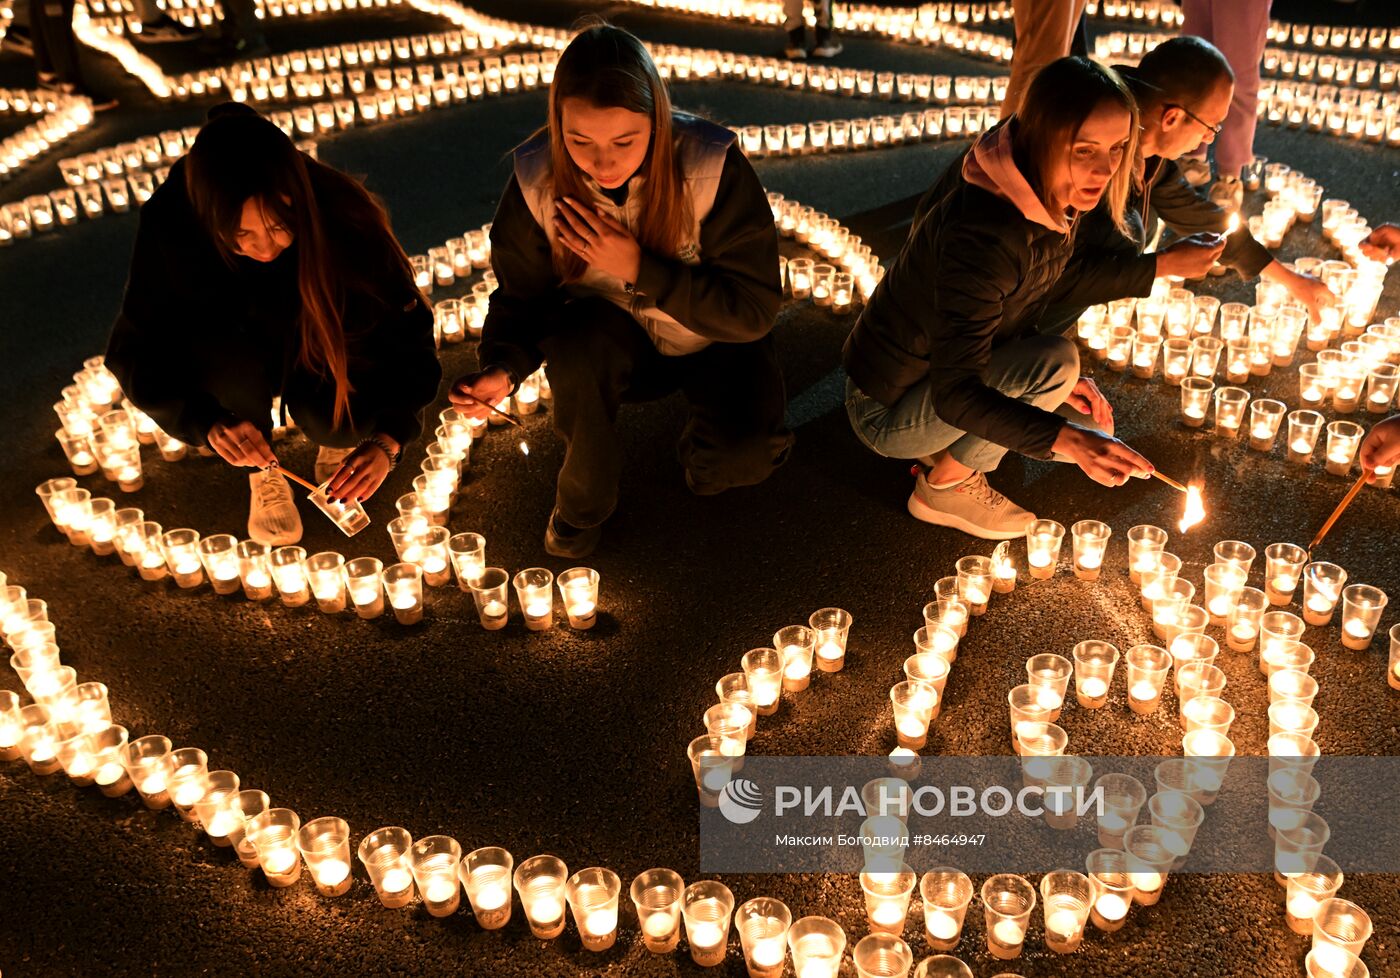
[1151,471,1206,532]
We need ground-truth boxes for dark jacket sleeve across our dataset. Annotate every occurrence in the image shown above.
[104,194,230,447]
[1147,158,1273,277]
[926,224,1067,460]
[476,174,559,385]
[632,144,781,343]
[349,290,441,447]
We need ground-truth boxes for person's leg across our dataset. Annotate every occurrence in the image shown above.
[218,0,266,52]
[537,297,661,530]
[1207,0,1273,180]
[812,0,841,57]
[1177,0,1219,179]
[782,0,807,53]
[1002,0,1090,115]
[674,335,794,495]
[32,0,81,86]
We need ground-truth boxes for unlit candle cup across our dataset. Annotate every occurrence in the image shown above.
[631,867,685,953]
[460,846,514,930]
[358,827,417,909]
[809,607,853,672]
[298,816,353,897]
[411,835,463,917]
[683,880,734,968]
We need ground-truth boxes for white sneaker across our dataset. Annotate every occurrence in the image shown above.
[1178,157,1212,187]
[1208,175,1243,214]
[907,470,1035,540]
[784,45,807,59]
[315,444,354,485]
[811,38,843,58]
[248,470,302,546]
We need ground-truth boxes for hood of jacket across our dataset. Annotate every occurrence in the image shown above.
[961,120,1071,235]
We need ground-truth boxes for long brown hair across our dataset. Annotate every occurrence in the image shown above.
[1014,57,1139,236]
[545,22,691,281]
[185,104,417,426]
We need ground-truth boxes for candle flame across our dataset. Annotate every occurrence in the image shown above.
[518,440,530,456]
[1226,212,1241,235]
[1178,485,1206,533]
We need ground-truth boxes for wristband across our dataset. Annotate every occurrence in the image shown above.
[361,434,402,470]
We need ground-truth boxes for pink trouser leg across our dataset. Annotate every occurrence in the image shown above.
[1003,0,1091,115]
[1180,0,1273,178]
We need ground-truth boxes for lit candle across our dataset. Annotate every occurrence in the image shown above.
[926,909,959,941]
[1078,677,1108,700]
[1094,893,1128,922]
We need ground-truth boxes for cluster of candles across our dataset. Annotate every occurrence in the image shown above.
[738,105,999,164]
[1260,80,1400,147]
[0,88,94,183]
[1261,49,1399,89]
[772,194,887,312]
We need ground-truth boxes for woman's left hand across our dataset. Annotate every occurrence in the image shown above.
[554,197,642,283]
[1065,377,1115,433]
[326,437,398,503]
[1282,269,1338,325]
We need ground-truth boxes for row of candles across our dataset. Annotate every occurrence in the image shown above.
[737,106,999,163]
[0,89,94,183]
[1260,81,1400,147]
[772,195,887,310]
[1261,50,1399,90]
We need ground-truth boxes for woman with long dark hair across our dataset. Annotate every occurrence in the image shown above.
[449,23,792,558]
[106,103,441,545]
[844,57,1169,540]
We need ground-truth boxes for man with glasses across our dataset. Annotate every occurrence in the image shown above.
[1177,0,1273,211]
[1038,36,1336,336]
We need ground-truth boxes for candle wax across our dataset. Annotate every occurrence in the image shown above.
[262,849,296,874]
[1344,619,1371,639]
[530,895,563,922]
[1028,551,1053,568]
[245,570,271,589]
[688,921,724,949]
[390,592,419,611]
[481,600,507,617]
[1131,872,1163,892]
[817,640,843,660]
[206,809,240,837]
[474,882,508,911]
[381,867,413,894]
[896,716,927,738]
[991,918,1025,945]
[1033,687,1063,711]
[1078,551,1104,569]
[926,909,960,940]
[1273,575,1298,593]
[525,600,550,618]
[1046,907,1082,937]
[1079,677,1108,699]
[138,773,166,795]
[870,901,906,926]
[1207,597,1233,618]
[95,760,125,785]
[569,600,596,618]
[1286,893,1319,920]
[643,913,675,939]
[1307,595,1333,613]
[425,878,458,903]
[1129,681,1157,702]
[1094,893,1129,921]
[313,858,350,885]
[751,938,785,967]
[1230,624,1257,642]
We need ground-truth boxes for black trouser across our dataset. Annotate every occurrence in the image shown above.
[198,336,374,450]
[31,0,83,85]
[538,297,794,528]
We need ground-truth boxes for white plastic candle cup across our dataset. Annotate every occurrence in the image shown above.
[197,534,243,595]
[913,624,959,665]
[268,546,310,607]
[1275,812,1332,885]
[227,790,271,867]
[1139,552,1182,611]
[787,915,846,978]
[296,816,352,897]
[35,477,78,523]
[990,543,1017,592]
[774,624,816,692]
[688,734,737,806]
[1284,857,1345,935]
[1210,540,1256,576]
[1309,897,1373,973]
[1302,562,1348,626]
[1014,721,1067,764]
[1127,525,1168,586]
[557,567,600,630]
[716,674,759,738]
[737,896,792,978]
[192,770,241,844]
[1094,773,1146,848]
[246,808,303,887]
[787,258,814,298]
[704,702,753,758]
[1186,730,1236,801]
[1284,409,1324,464]
[55,430,98,476]
[1039,870,1093,953]
[1163,338,1193,385]
[1176,655,1226,704]
[1075,638,1120,707]
[1200,563,1247,625]
[85,498,118,556]
[163,747,209,819]
[410,835,463,917]
[1264,543,1310,606]
[1389,623,1400,691]
[1268,767,1323,843]
[1021,519,1066,581]
[159,528,205,589]
[465,567,508,630]
[954,555,993,615]
[382,562,424,625]
[513,567,555,631]
[358,827,417,909]
[1224,586,1267,652]
[979,874,1034,959]
[809,607,853,672]
[1305,947,1370,978]
[919,868,973,951]
[682,880,735,968]
[741,648,783,716]
[1179,376,1214,426]
[112,508,145,567]
[1006,684,1053,751]
[630,867,684,953]
[447,532,486,591]
[345,557,385,619]
[1190,335,1224,378]
[124,734,173,809]
[1124,644,1172,715]
[1269,697,1321,739]
[1339,584,1388,649]
[1132,334,1162,378]
[1248,398,1289,451]
[1037,755,1093,830]
[1324,420,1364,476]
[1069,520,1111,580]
[1212,385,1250,435]
[1260,611,1307,673]
[891,681,938,749]
[903,653,950,698]
[1106,324,1136,370]
[1181,692,1235,739]
[1151,578,1196,641]
[309,480,371,536]
[1169,628,1218,674]
[1149,790,1205,868]
[236,539,274,601]
[1025,654,1072,719]
[17,704,62,775]
[1123,825,1176,906]
[86,724,132,797]
[19,661,73,707]
[412,525,453,586]
[460,846,514,930]
[861,867,916,935]
[1224,336,1251,383]
[306,551,347,613]
[852,933,913,978]
[1085,849,1134,932]
[921,597,968,639]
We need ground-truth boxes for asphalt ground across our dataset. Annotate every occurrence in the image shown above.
[1,2,1399,976]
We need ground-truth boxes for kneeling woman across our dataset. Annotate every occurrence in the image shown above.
[843,57,1155,540]
[449,23,792,558]
[106,104,441,546]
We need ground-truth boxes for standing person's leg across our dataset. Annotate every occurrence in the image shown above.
[218,0,267,55]
[674,334,794,495]
[1177,0,1219,185]
[1207,0,1272,182]
[1002,0,1090,115]
[31,0,80,87]
[812,0,842,58]
[30,0,58,83]
[536,297,663,553]
[781,0,807,56]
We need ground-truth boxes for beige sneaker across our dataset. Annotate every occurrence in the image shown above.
[315,444,354,485]
[907,469,1035,540]
[248,469,302,546]
[1178,156,1212,187]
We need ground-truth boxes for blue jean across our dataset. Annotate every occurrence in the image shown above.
[845,334,1080,472]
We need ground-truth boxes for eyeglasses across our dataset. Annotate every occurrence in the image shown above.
[1166,103,1225,136]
